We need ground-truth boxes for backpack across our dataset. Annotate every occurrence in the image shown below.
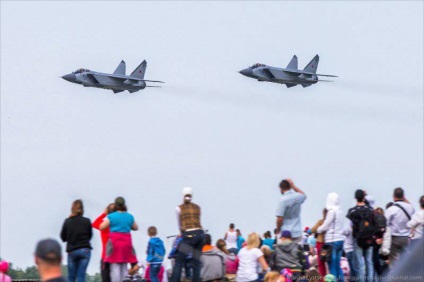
[356,208,375,249]
[373,211,387,234]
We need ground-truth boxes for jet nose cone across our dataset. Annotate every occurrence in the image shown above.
[239,68,253,77]
[62,73,76,82]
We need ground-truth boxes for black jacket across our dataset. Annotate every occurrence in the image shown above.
[60,215,92,252]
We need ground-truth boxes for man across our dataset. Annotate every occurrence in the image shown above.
[347,189,375,282]
[92,203,115,282]
[385,187,415,265]
[35,238,67,282]
[171,187,204,282]
[272,230,305,280]
[275,178,307,243]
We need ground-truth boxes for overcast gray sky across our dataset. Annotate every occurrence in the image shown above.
[1,1,423,275]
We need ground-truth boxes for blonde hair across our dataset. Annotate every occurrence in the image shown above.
[246,233,260,249]
[264,271,280,282]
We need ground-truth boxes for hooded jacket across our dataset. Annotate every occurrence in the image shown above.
[146,237,166,264]
[272,241,304,272]
[200,247,226,281]
[317,193,345,242]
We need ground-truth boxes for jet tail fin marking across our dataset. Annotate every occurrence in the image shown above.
[130,60,147,79]
[113,60,126,75]
[303,55,319,74]
[286,55,298,70]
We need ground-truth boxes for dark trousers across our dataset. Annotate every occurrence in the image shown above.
[171,229,204,282]
[389,236,409,267]
[101,259,111,282]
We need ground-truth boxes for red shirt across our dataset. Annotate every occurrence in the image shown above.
[92,213,110,259]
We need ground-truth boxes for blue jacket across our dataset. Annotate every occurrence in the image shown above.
[146,237,165,264]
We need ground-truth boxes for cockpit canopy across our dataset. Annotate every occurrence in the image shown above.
[250,63,265,69]
[73,68,90,74]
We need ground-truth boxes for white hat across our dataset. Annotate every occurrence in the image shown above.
[182,187,193,196]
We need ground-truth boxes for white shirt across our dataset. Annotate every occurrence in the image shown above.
[407,210,424,239]
[236,247,263,282]
[385,201,415,236]
[225,231,238,249]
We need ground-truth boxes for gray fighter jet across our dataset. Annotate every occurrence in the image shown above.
[62,60,164,94]
[239,55,337,88]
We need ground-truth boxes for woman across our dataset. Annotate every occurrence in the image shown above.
[262,231,275,250]
[317,193,345,282]
[60,199,93,282]
[310,208,327,276]
[236,233,269,282]
[100,197,138,282]
[216,239,238,277]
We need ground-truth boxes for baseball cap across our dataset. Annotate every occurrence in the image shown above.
[35,239,62,263]
[182,187,193,196]
[115,196,125,206]
[280,230,292,238]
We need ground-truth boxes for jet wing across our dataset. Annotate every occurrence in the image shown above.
[283,69,338,77]
[110,75,164,83]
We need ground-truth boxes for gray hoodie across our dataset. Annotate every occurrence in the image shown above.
[273,241,303,271]
[200,248,226,281]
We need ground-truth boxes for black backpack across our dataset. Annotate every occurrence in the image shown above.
[373,211,387,234]
[356,208,375,249]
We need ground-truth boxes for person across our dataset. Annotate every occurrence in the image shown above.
[200,234,226,282]
[34,238,67,282]
[0,261,11,282]
[60,199,92,282]
[216,239,238,278]
[342,220,358,279]
[310,208,327,276]
[263,231,276,250]
[271,230,305,279]
[384,187,414,265]
[236,229,246,251]
[146,226,166,282]
[92,203,115,282]
[372,207,387,276]
[276,179,307,243]
[317,193,345,282]
[407,195,424,250]
[305,269,321,282]
[225,223,239,254]
[264,271,280,282]
[100,196,138,282]
[346,190,374,282]
[236,233,269,282]
[171,187,204,282]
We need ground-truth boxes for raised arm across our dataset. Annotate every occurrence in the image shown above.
[287,178,305,195]
[92,213,107,230]
[99,218,110,230]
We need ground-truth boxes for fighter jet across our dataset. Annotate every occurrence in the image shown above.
[62,60,164,94]
[239,55,337,88]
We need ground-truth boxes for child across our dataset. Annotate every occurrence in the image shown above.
[146,226,166,282]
